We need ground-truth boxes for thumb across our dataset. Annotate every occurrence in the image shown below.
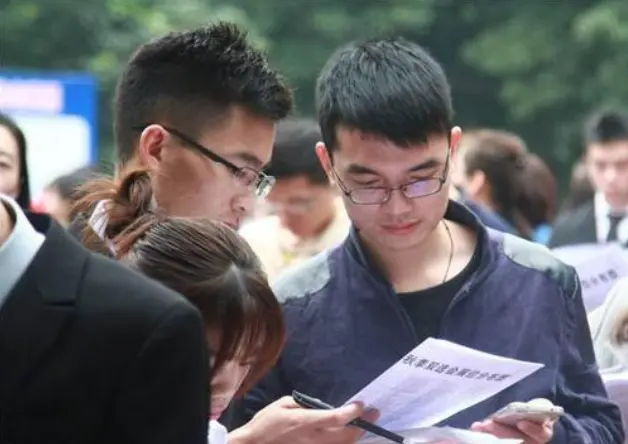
[309,402,365,428]
[361,408,380,424]
[274,396,300,408]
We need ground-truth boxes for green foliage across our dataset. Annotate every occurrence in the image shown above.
[3,0,628,188]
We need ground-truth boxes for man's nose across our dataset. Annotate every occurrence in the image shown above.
[603,167,619,184]
[384,189,413,215]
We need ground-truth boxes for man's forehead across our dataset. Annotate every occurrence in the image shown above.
[589,141,628,161]
[231,151,266,169]
[0,147,15,160]
[334,133,447,169]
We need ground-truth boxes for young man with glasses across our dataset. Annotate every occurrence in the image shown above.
[239,38,623,444]
[240,118,350,281]
[110,22,290,229]
[74,23,289,247]
[72,22,375,444]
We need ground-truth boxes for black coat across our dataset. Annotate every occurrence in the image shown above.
[0,215,209,443]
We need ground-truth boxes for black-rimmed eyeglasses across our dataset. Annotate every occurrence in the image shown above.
[332,149,451,205]
[132,125,275,198]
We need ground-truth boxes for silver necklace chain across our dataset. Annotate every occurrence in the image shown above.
[442,220,454,283]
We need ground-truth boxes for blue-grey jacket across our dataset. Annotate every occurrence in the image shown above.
[242,201,623,443]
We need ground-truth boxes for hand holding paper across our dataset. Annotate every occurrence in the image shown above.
[345,338,543,432]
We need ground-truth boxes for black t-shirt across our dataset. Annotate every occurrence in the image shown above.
[398,240,482,344]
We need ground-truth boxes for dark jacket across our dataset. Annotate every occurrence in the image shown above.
[0,215,209,443]
[241,200,623,443]
[549,201,597,248]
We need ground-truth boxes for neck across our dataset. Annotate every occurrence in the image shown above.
[604,194,628,214]
[365,221,454,293]
[0,200,14,248]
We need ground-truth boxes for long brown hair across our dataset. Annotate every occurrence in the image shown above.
[73,170,285,395]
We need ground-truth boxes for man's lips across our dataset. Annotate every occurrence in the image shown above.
[381,221,419,234]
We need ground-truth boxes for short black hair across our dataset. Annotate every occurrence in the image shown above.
[114,22,293,164]
[265,118,328,186]
[316,37,453,152]
[584,107,628,145]
[0,112,30,209]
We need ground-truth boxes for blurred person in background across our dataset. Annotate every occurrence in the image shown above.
[588,276,628,371]
[0,112,31,210]
[75,168,370,444]
[550,108,628,247]
[240,118,349,281]
[557,159,595,214]
[71,22,292,248]
[451,129,527,236]
[516,153,558,244]
[40,166,97,227]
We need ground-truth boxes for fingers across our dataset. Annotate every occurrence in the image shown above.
[517,420,554,443]
[306,402,366,428]
[274,396,301,409]
[360,408,380,424]
[472,419,553,443]
[471,420,526,439]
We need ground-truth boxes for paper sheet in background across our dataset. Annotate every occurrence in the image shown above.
[345,338,543,432]
[601,369,628,443]
[359,426,522,444]
[552,244,628,312]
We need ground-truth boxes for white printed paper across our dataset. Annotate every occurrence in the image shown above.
[569,246,628,312]
[359,426,522,444]
[345,338,543,432]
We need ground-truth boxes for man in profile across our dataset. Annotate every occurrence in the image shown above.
[71,22,370,444]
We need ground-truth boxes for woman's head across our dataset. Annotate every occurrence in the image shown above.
[517,153,558,228]
[0,112,30,208]
[74,170,285,420]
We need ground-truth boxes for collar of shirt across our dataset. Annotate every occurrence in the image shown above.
[0,194,45,305]
[594,192,628,243]
[87,199,118,255]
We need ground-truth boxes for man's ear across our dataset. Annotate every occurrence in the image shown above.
[315,142,335,184]
[450,126,462,159]
[137,125,168,171]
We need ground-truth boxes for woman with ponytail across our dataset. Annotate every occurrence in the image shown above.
[74,170,368,444]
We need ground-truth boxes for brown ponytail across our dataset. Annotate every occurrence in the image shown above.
[73,169,161,257]
[76,172,286,391]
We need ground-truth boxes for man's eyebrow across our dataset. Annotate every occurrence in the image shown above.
[345,158,442,175]
[407,158,441,173]
[233,152,264,169]
[0,150,14,162]
[346,164,379,175]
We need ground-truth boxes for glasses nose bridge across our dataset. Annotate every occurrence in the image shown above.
[382,184,410,204]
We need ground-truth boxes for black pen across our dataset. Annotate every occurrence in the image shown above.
[292,390,408,444]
